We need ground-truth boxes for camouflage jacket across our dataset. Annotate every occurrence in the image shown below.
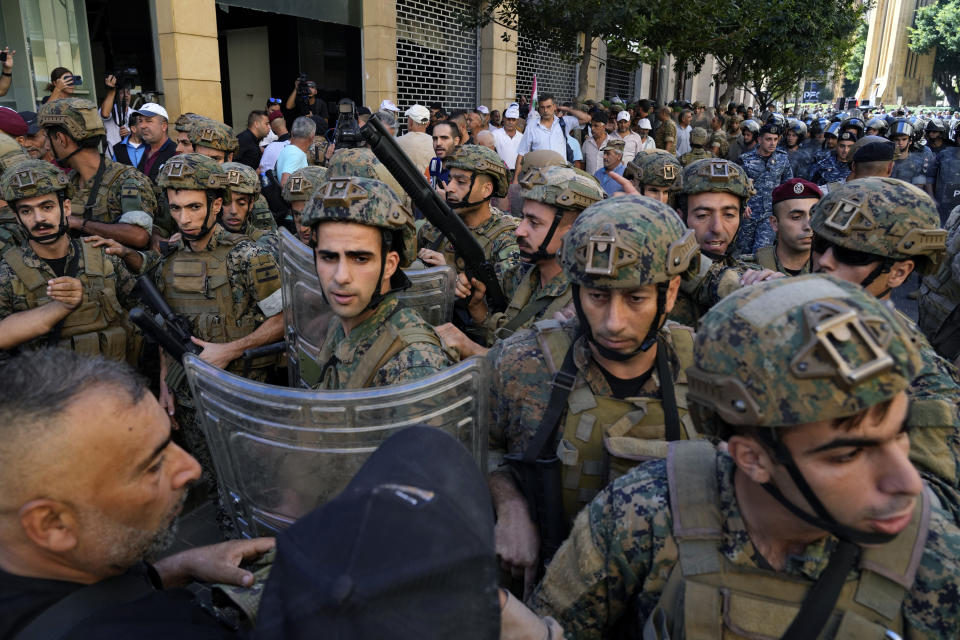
[708,129,728,158]
[740,244,811,276]
[69,157,157,231]
[0,205,25,253]
[314,293,455,390]
[738,148,793,221]
[653,119,677,151]
[808,151,851,186]
[480,262,572,343]
[417,206,520,285]
[238,216,280,260]
[530,452,960,639]
[670,253,759,328]
[679,148,713,167]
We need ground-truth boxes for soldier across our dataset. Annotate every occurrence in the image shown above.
[325,146,410,212]
[652,106,677,154]
[188,118,238,163]
[281,165,328,245]
[0,159,144,361]
[707,112,728,158]
[918,205,960,365]
[737,121,793,254]
[418,145,519,287]
[301,176,455,389]
[742,178,820,275]
[810,178,960,513]
[488,195,699,590]
[726,118,758,162]
[436,165,605,358]
[531,274,960,639]
[679,126,712,166]
[624,149,683,206]
[930,120,960,222]
[173,112,205,155]
[218,162,279,258]
[0,135,30,251]
[37,98,157,250]
[809,129,855,187]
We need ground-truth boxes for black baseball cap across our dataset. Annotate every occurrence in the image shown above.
[851,135,895,163]
[17,111,39,136]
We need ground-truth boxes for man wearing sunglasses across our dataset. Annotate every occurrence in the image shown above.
[810,177,960,515]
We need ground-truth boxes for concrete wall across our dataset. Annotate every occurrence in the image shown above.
[154,0,223,122]
[857,0,936,105]
[362,0,397,109]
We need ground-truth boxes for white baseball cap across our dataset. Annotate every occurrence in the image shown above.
[379,99,400,113]
[638,118,652,129]
[476,105,490,114]
[616,111,631,122]
[134,102,169,121]
[404,104,430,125]
[504,106,520,119]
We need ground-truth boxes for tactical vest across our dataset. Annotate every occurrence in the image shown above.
[494,269,571,340]
[251,195,278,232]
[644,441,931,640]
[74,160,146,222]
[754,246,777,272]
[918,252,960,363]
[933,148,960,220]
[5,242,129,360]
[534,319,696,520]
[432,214,516,270]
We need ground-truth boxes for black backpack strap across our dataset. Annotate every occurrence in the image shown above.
[522,340,579,463]
[14,571,156,640]
[557,116,575,163]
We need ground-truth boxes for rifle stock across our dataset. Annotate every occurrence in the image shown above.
[131,276,201,360]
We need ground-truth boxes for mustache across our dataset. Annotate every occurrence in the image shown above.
[32,223,55,232]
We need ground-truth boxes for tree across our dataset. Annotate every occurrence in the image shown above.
[843,21,870,98]
[910,0,960,108]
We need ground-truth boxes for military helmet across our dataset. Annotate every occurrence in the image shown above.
[301,176,417,267]
[887,118,913,139]
[174,113,206,134]
[680,158,755,200]
[865,117,888,135]
[926,117,947,133]
[0,148,30,174]
[824,121,842,139]
[689,127,709,146]
[0,158,72,203]
[810,177,946,274]
[519,165,604,213]
[741,119,760,135]
[687,274,922,436]
[326,147,407,204]
[625,150,682,190]
[188,119,239,152]
[37,98,106,141]
[157,152,226,192]
[282,166,329,202]
[559,194,698,289]
[786,118,807,138]
[220,162,261,198]
[520,150,567,174]
[444,145,509,198]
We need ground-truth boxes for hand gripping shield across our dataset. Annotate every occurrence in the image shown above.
[278,228,457,387]
[184,354,489,537]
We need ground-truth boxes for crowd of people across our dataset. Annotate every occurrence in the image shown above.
[1,56,960,639]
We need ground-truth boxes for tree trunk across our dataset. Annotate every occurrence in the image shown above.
[716,61,739,107]
[935,72,959,109]
[576,31,593,102]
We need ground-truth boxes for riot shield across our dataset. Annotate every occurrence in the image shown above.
[279,227,457,387]
[184,353,490,537]
[935,148,960,223]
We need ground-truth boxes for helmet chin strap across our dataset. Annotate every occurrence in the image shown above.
[180,196,219,242]
[571,283,665,362]
[859,258,894,300]
[314,232,411,312]
[519,208,564,262]
[447,173,492,210]
[18,194,69,244]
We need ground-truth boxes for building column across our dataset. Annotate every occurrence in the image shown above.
[362,0,397,109]
[154,0,222,123]
[479,13,517,109]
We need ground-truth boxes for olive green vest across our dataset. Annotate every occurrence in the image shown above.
[494,269,572,341]
[75,160,146,222]
[534,319,696,521]
[645,441,931,640]
[754,245,778,272]
[5,242,129,360]
[433,214,516,270]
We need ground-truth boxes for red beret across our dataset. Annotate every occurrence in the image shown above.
[772,178,822,204]
[0,107,27,136]
[268,110,285,123]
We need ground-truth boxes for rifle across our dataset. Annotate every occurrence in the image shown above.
[359,116,509,312]
[130,276,201,361]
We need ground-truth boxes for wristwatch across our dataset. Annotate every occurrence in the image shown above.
[1,72,11,77]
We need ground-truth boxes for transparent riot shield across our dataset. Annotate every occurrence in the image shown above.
[279,228,456,387]
[184,353,489,538]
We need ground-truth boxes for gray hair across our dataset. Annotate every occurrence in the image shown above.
[291,116,317,140]
[376,110,397,129]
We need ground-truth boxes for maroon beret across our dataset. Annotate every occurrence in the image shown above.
[268,110,285,123]
[0,107,27,136]
[772,178,822,204]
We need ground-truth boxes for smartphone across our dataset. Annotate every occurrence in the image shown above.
[70,75,82,86]
[0,52,6,63]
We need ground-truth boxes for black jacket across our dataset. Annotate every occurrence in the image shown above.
[137,138,178,181]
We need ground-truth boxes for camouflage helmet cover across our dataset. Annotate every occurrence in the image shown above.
[188,119,239,152]
[326,147,407,205]
[0,158,72,203]
[175,112,207,134]
[680,158,755,200]
[444,145,509,197]
[282,165,329,202]
[560,194,699,289]
[156,152,226,192]
[520,150,567,174]
[519,165,605,213]
[809,177,946,274]
[37,98,106,141]
[220,162,261,198]
[625,150,683,190]
[689,127,709,146]
[301,176,417,266]
[687,274,922,434]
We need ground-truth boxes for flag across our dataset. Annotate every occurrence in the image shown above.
[531,74,538,112]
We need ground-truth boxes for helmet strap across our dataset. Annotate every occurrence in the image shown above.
[572,283,664,362]
[361,231,411,313]
[519,207,564,262]
[447,172,492,210]
[180,194,219,242]
[859,258,894,299]
[18,193,69,244]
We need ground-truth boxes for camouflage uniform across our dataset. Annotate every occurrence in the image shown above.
[707,128,728,158]
[808,150,852,187]
[623,150,683,205]
[679,127,712,166]
[188,118,239,159]
[532,276,960,640]
[740,243,811,276]
[220,162,279,258]
[37,98,157,236]
[736,146,793,254]
[0,139,30,252]
[653,117,676,152]
[918,205,960,364]
[417,145,520,285]
[303,176,455,390]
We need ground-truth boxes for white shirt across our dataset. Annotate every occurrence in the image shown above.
[259,140,290,175]
[676,124,693,156]
[493,127,523,169]
[516,114,582,158]
[638,135,656,152]
[581,133,621,176]
[617,131,645,165]
[102,105,134,160]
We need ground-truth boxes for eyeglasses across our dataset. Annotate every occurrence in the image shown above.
[812,235,883,266]
[268,97,281,104]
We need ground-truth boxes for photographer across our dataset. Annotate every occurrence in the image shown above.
[41,67,77,104]
[100,71,137,157]
[0,46,14,97]
[284,75,329,123]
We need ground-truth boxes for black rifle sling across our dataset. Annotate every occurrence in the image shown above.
[501,295,553,335]
[780,540,862,640]
[656,339,682,442]
[83,155,108,219]
[522,341,579,463]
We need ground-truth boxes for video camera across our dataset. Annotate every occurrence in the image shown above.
[114,67,139,90]
[334,98,363,149]
[296,72,315,115]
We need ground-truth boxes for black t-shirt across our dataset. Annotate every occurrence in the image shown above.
[597,364,654,400]
[0,563,235,640]
[42,255,69,278]
[235,130,261,170]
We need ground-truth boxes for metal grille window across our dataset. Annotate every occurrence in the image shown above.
[516,33,577,103]
[396,0,478,117]
[605,56,636,102]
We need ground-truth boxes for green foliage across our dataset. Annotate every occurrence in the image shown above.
[910,0,960,108]
[843,21,870,97]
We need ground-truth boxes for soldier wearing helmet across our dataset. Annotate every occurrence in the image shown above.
[418,144,519,293]
[437,165,606,359]
[37,98,157,250]
[728,118,759,162]
[173,112,206,155]
[888,119,936,197]
[301,176,455,390]
[0,135,30,251]
[531,274,960,639]
[219,161,278,258]
[281,165,328,244]
[0,159,145,360]
[679,127,713,167]
[784,118,814,178]
[487,195,700,585]
[624,150,683,205]
[188,118,239,163]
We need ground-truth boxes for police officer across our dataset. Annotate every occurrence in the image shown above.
[930,120,960,222]
[488,195,699,589]
[918,205,960,365]
[741,178,821,276]
[737,121,793,254]
[302,176,455,389]
[889,119,935,197]
[679,127,712,166]
[0,159,144,361]
[188,118,238,163]
[218,161,278,257]
[437,165,606,358]
[624,149,683,205]
[530,274,960,639]
[281,165,328,245]
[809,129,855,187]
[784,118,813,178]
[37,98,157,250]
